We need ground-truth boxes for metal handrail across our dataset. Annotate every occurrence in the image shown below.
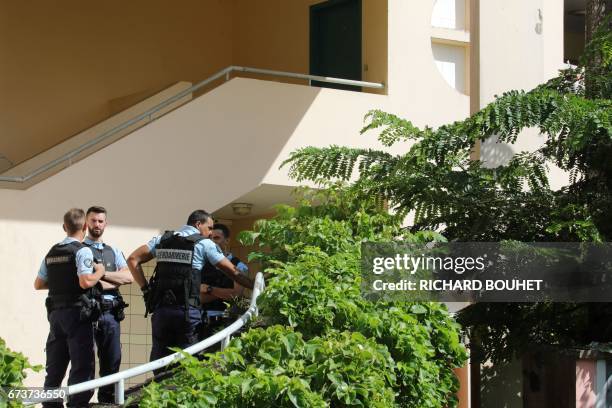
[38,272,265,405]
[0,67,384,184]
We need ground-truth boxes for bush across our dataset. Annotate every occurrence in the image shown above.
[0,338,41,408]
[140,326,396,408]
[140,186,467,407]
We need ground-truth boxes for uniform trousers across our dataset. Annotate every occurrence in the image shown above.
[43,308,94,408]
[94,310,121,403]
[150,305,201,374]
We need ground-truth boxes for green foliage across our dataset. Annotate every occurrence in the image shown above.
[244,187,466,407]
[0,338,41,408]
[280,16,612,364]
[582,14,612,99]
[140,326,395,408]
[238,185,404,267]
[141,186,466,407]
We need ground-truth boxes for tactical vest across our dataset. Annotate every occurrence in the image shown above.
[150,232,204,310]
[46,241,89,300]
[85,242,119,297]
[201,255,242,288]
[201,254,243,311]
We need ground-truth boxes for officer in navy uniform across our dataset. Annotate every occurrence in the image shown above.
[199,223,250,340]
[34,208,105,408]
[84,206,133,403]
[127,210,255,368]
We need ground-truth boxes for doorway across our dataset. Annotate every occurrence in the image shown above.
[310,0,362,91]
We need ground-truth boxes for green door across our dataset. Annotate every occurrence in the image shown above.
[310,0,362,91]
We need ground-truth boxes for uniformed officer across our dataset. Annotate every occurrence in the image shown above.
[34,208,105,408]
[84,206,133,403]
[127,210,254,366]
[200,223,249,340]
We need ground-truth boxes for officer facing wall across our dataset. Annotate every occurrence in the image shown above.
[127,210,255,370]
[34,208,106,408]
[84,206,132,403]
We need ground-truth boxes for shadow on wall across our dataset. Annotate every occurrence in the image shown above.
[479,136,516,168]
[576,367,594,406]
[0,78,321,230]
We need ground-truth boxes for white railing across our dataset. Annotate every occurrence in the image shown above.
[38,272,265,405]
[0,67,384,184]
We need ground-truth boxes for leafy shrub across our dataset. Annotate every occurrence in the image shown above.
[0,338,41,408]
[140,326,396,407]
[140,186,467,407]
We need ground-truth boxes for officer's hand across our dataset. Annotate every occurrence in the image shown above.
[141,283,150,301]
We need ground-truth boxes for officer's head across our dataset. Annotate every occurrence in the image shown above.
[63,208,86,238]
[86,206,107,239]
[187,209,214,238]
[211,223,230,249]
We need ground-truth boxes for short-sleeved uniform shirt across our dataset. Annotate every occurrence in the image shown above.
[84,237,128,300]
[226,253,248,274]
[37,237,94,281]
[146,225,225,270]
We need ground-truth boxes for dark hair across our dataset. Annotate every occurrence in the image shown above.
[213,223,230,239]
[187,209,212,226]
[86,206,107,216]
[64,208,86,234]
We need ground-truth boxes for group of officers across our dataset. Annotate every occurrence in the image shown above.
[34,207,254,407]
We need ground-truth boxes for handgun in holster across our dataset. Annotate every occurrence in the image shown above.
[111,295,129,322]
[144,274,159,318]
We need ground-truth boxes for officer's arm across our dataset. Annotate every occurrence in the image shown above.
[34,259,49,290]
[215,258,255,289]
[34,276,48,290]
[102,268,134,285]
[127,245,154,289]
[200,284,244,301]
[79,263,105,289]
[100,280,119,290]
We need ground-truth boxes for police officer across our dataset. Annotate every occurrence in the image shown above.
[200,223,249,340]
[127,210,254,366]
[34,208,105,408]
[84,206,132,403]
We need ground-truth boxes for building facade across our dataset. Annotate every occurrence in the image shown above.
[0,0,580,405]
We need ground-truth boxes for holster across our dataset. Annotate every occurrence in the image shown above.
[78,294,101,323]
[112,296,129,322]
[144,275,159,318]
[102,295,129,322]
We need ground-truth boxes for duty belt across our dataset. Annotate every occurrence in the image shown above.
[100,299,120,312]
[46,295,82,310]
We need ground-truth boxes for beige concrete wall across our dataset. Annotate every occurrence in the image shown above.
[0,0,233,167]
[478,0,566,189]
[1,0,388,169]
[231,0,387,93]
[0,82,193,189]
[479,0,563,105]
[386,0,470,127]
